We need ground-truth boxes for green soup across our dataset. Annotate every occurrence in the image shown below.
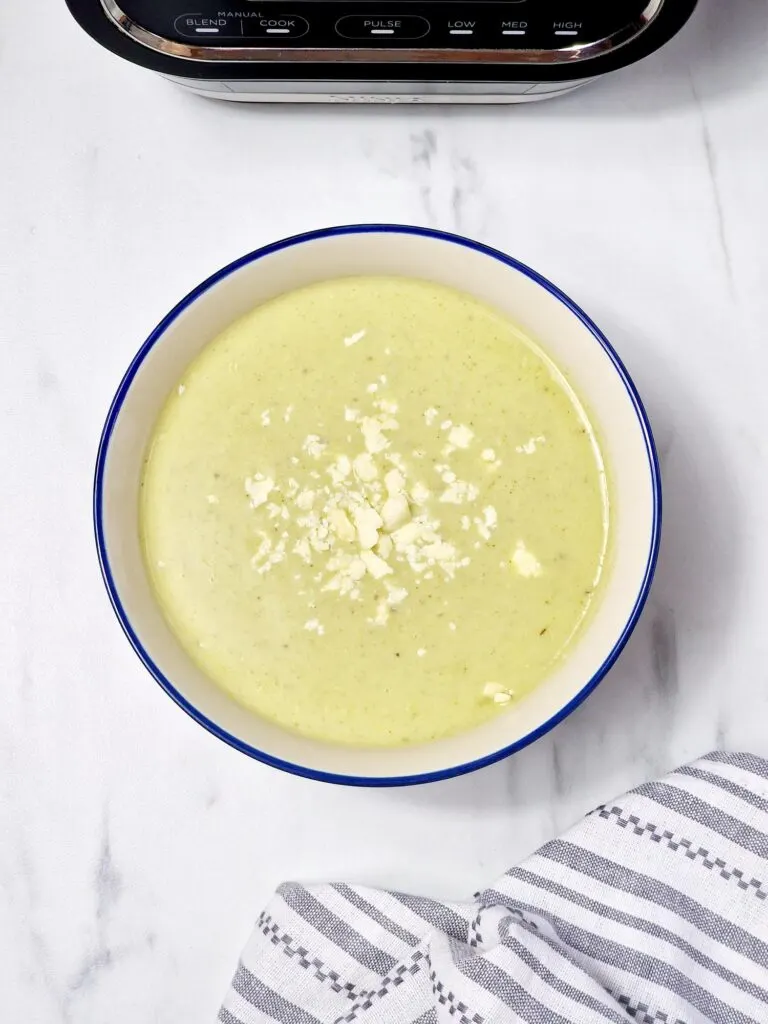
[140,277,609,747]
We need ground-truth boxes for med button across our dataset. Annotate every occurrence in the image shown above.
[335,15,430,40]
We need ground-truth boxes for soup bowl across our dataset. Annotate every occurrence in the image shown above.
[94,224,660,786]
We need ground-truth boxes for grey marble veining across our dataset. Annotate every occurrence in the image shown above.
[2,0,768,1020]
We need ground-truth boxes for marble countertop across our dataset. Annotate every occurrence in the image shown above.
[2,0,768,1019]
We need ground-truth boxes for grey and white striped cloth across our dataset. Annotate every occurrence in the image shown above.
[219,752,768,1024]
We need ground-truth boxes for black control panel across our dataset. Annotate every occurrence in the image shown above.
[119,0,651,49]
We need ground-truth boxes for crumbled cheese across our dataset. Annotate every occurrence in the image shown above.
[384,469,406,495]
[361,416,392,454]
[206,494,219,505]
[481,448,496,462]
[328,455,352,485]
[386,585,408,606]
[303,435,327,459]
[516,435,546,455]
[360,549,392,579]
[352,504,383,549]
[260,410,271,427]
[177,384,186,395]
[245,475,275,509]
[475,506,498,541]
[448,424,474,449]
[449,622,457,631]
[411,481,430,505]
[483,681,514,704]
[353,452,378,482]
[344,329,366,347]
[417,648,427,658]
[377,534,393,559]
[295,489,315,511]
[328,508,356,543]
[366,382,378,394]
[512,540,542,578]
[244,386,503,628]
[369,601,390,627]
[439,479,479,505]
[381,493,410,532]
[304,618,325,636]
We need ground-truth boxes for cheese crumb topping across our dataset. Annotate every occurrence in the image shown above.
[243,388,536,635]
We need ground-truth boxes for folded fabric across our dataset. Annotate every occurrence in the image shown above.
[218,751,768,1024]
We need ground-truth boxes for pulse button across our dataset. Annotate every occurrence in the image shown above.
[335,15,430,40]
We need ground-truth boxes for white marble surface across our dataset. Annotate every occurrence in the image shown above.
[2,0,768,1019]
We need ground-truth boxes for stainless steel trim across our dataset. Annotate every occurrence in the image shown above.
[100,0,663,65]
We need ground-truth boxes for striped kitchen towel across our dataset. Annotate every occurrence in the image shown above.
[218,752,768,1024]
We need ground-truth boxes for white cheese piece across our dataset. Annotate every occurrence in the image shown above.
[448,424,474,449]
[245,475,275,509]
[410,482,431,506]
[295,489,315,511]
[512,540,543,578]
[260,410,271,427]
[353,453,378,482]
[304,618,325,636]
[384,468,406,496]
[344,329,366,347]
[345,407,360,422]
[439,479,479,505]
[353,504,383,549]
[516,435,546,455]
[284,405,294,423]
[423,408,439,426]
[386,585,408,607]
[369,601,390,627]
[361,415,395,454]
[328,508,356,543]
[381,494,410,533]
[481,448,496,462]
[327,455,352,485]
[360,549,393,579]
[302,435,327,459]
[376,534,393,560]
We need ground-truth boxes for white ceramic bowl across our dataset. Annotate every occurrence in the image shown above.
[94,225,660,786]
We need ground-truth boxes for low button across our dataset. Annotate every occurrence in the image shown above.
[335,15,430,40]
[244,15,309,39]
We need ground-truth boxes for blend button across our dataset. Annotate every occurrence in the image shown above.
[174,14,241,38]
[335,15,430,40]
[243,15,309,38]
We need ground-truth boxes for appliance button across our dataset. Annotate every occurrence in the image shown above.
[553,20,583,38]
[243,15,310,39]
[500,19,528,37]
[173,14,241,38]
[335,15,430,40]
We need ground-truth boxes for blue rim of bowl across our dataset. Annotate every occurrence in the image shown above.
[94,223,662,788]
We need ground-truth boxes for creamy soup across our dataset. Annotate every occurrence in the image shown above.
[141,277,609,747]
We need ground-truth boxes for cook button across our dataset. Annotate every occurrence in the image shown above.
[335,15,430,40]
[243,15,309,39]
